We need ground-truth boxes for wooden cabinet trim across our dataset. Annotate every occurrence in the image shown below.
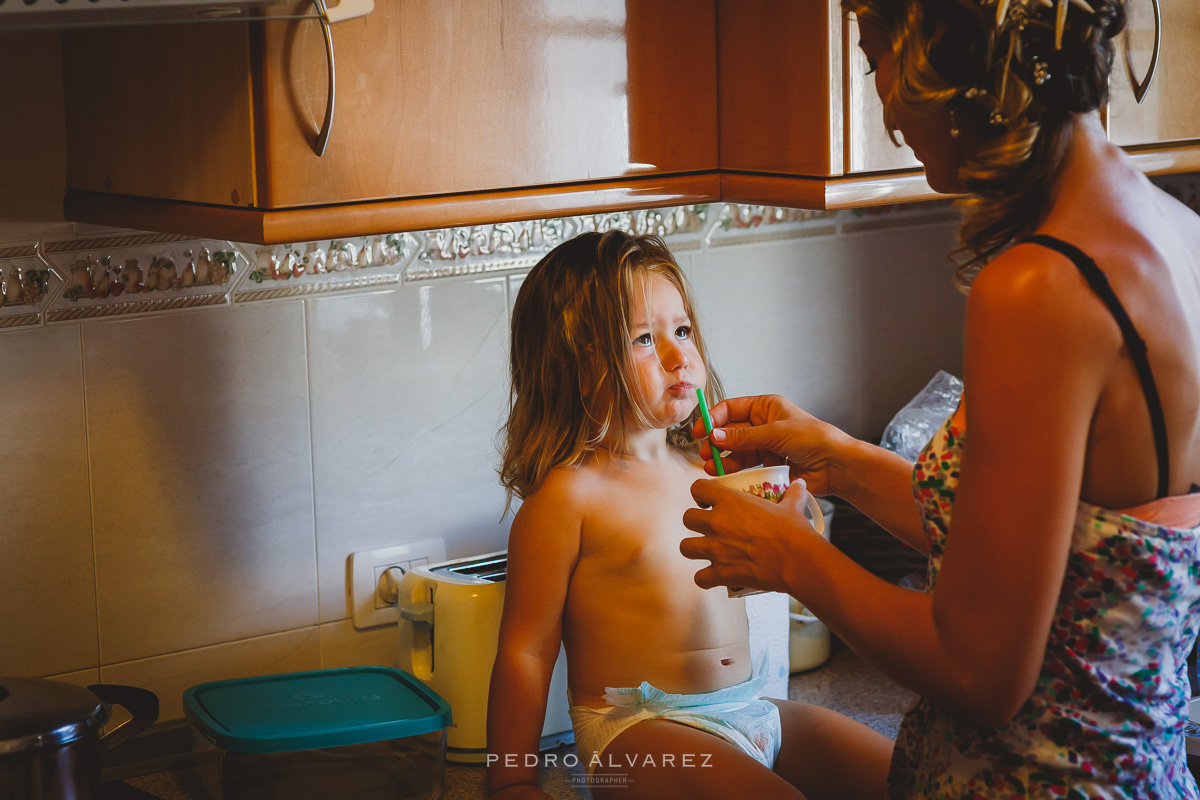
[65,172,722,245]
[721,169,938,210]
[1124,144,1200,176]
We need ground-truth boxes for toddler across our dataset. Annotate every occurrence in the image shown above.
[485,231,889,800]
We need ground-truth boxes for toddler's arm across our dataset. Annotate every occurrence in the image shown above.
[486,475,584,798]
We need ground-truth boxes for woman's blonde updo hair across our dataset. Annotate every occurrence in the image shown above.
[842,0,1126,287]
[499,230,723,507]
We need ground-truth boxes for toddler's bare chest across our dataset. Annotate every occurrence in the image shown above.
[581,475,701,570]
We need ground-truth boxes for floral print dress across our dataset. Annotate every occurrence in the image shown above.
[887,415,1200,799]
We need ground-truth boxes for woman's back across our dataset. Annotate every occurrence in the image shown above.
[1032,128,1200,508]
[888,121,1200,798]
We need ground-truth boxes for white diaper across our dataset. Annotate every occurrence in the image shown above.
[567,656,782,777]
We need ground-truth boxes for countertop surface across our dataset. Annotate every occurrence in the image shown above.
[111,646,915,800]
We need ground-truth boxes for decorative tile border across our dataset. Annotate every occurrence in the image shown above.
[403,205,712,282]
[837,198,962,234]
[0,248,59,329]
[41,238,246,323]
[0,187,1127,332]
[705,205,837,248]
[234,234,419,303]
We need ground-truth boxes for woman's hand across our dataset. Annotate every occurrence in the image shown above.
[680,478,822,594]
[692,394,850,496]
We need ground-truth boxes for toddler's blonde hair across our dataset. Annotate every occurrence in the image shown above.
[500,230,723,507]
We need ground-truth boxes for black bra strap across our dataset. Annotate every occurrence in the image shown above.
[1025,234,1170,499]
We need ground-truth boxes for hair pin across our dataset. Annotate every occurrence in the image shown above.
[993,0,1095,50]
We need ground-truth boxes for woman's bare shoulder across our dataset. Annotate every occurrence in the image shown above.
[970,241,1117,329]
[964,241,1124,389]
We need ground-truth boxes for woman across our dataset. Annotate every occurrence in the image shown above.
[680,0,1200,796]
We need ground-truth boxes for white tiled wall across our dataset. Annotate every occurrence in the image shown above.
[84,302,319,664]
[0,324,96,677]
[688,221,966,436]
[305,277,512,624]
[0,215,965,720]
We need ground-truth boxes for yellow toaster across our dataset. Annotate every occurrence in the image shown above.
[396,551,573,764]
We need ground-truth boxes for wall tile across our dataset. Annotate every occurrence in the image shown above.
[83,303,318,664]
[0,324,98,677]
[100,627,320,722]
[852,222,966,437]
[306,277,511,623]
[44,668,102,688]
[0,207,973,683]
[319,619,398,670]
[691,237,865,436]
[690,225,967,442]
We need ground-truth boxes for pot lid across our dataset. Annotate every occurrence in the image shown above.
[0,677,108,755]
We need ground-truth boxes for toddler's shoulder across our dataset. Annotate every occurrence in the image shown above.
[532,461,604,504]
[510,463,598,538]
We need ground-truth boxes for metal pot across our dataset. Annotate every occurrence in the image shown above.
[0,677,159,800]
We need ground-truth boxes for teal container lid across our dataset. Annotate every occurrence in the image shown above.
[182,667,451,754]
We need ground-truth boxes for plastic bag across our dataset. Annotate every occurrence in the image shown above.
[879,370,963,462]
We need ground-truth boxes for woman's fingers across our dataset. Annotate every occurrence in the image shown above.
[684,476,816,594]
[678,531,711,559]
[691,564,720,590]
[696,424,766,475]
[701,397,740,429]
[691,394,787,440]
[779,478,810,511]
[711,452,761,474]
[689,476,743,512]
[681,506,714,533]
[680,535,750,591]
[710,420,786,460]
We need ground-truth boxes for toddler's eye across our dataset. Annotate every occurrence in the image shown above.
[675,325,692,340]
[633,333,652,347]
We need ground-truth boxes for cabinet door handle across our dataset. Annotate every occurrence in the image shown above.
[1124,0,1161,104]
[313,0,336,156]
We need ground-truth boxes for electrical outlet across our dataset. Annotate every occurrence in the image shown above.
[348,538,446,629]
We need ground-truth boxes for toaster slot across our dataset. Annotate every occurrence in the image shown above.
[432,555,507,583]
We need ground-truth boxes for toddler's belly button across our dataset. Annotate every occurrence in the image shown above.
[720,658,733,666]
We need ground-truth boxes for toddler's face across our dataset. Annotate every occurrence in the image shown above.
[626,274,706,430]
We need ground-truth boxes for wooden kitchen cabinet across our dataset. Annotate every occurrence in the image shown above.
[715,0,1200,208]
[1108,0,1200,148]
[716,0,932,210]
[61,1,720,244]
[61,2,1200,245]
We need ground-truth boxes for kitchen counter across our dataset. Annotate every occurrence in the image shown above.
[113,646,914,800]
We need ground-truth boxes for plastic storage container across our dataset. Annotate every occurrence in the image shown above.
[183,667,451,800]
